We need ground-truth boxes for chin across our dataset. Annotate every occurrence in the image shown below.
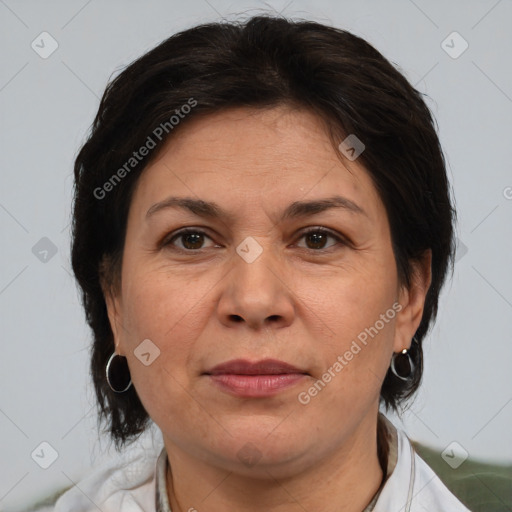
[209,427,314,477]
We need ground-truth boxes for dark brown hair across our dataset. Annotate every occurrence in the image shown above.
[71,15,456,448]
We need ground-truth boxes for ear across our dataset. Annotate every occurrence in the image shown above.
[394,249,432,352]
[99,257,126,356]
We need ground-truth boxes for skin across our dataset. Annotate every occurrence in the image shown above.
[103,105,432,512]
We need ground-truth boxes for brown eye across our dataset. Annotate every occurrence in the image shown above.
[297,228,344,251]
[305,231,329,249]
[165,229,215,251]
[180,232,205,250]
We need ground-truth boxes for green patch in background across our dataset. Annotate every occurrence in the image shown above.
[413,442,512,512]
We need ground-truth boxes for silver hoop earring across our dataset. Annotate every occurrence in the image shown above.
[390,344,415,381]
[106,352,132,393]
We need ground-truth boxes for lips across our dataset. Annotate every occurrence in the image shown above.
[205,358,307,376]
[204,359,308,398]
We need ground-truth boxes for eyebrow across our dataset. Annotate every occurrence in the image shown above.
[145,195,367,222]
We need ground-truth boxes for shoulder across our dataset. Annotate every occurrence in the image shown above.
[27,440,163,512]
[413,441,512,512]
[375,417,471,512]
[410,444,472,511]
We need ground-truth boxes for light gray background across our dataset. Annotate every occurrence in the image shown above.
[1,0,511,509]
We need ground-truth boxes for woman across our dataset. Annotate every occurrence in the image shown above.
[50,14,470,511]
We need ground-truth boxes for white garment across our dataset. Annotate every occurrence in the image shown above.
[35,418,471,512]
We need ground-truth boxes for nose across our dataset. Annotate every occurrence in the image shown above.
[216,241,295,331]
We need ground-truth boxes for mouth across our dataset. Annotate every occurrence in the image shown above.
[203,358,309,398]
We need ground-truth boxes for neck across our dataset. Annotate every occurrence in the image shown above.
[164,412,386,512]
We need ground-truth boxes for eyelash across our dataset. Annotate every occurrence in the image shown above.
[162,227,348,253]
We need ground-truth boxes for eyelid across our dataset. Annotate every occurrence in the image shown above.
[295,226,350,249]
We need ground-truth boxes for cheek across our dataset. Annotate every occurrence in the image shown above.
[121,263,214,344]
[302,262,398,389]
[311,263,397,335]
[126,353,214,451]
[118,270,208,431]
[118,263,224,403]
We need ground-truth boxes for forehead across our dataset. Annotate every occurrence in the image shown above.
[130,106,383,222]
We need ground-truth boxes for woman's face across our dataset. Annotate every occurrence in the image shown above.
[105,106,429,477]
